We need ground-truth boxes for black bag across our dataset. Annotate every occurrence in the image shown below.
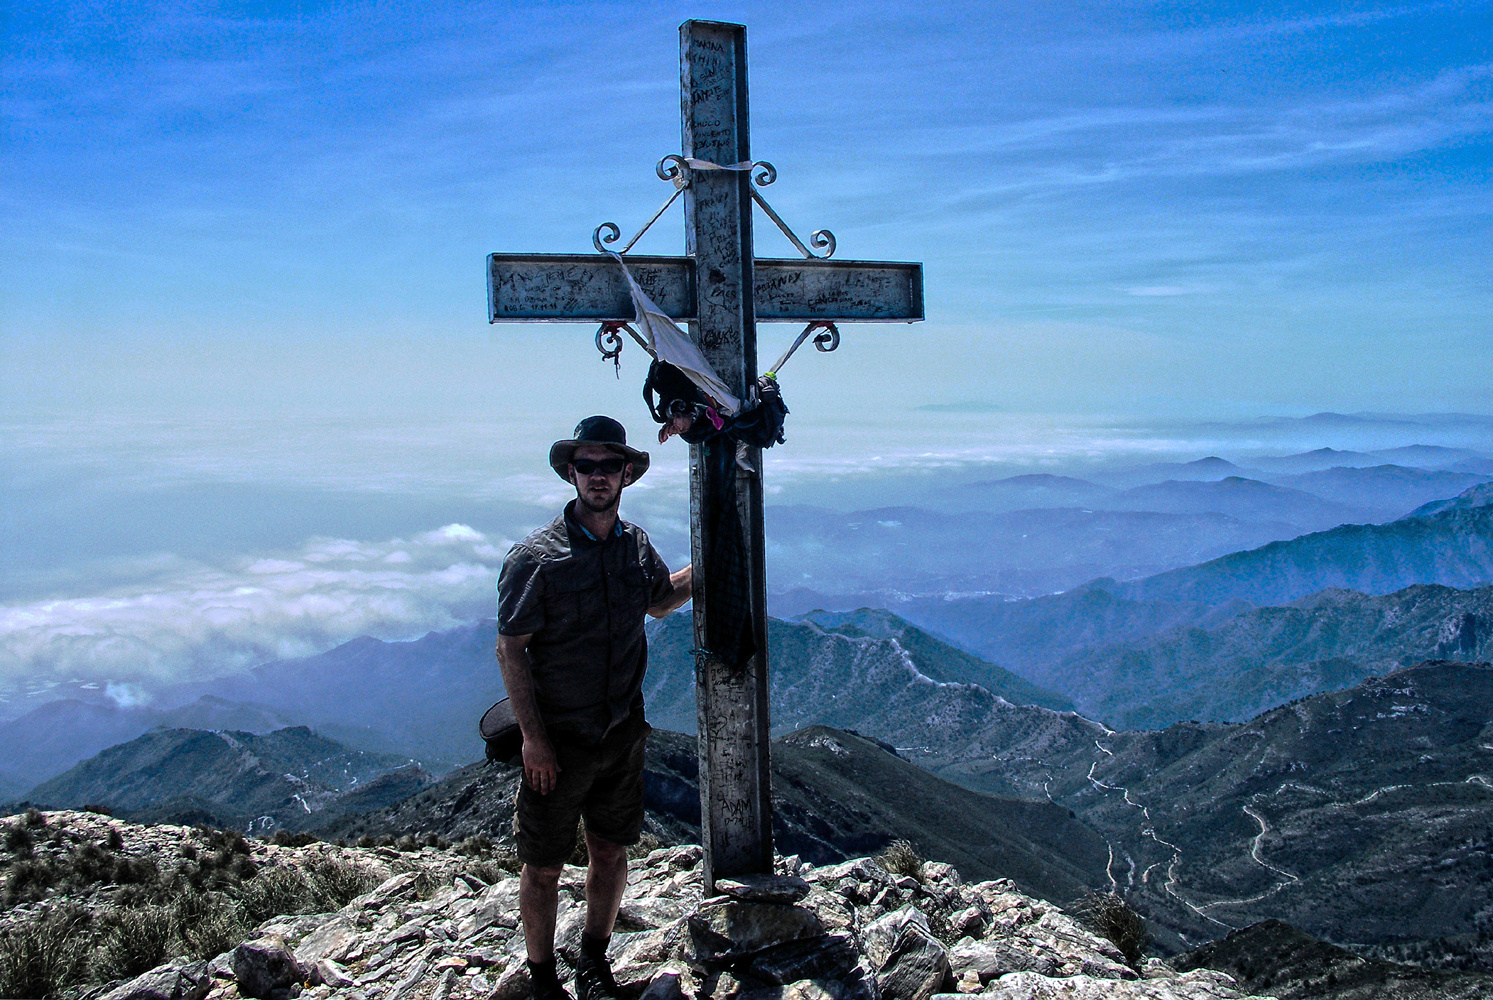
[479,698,523,764]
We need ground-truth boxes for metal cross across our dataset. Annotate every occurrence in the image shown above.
[486,19,923,891]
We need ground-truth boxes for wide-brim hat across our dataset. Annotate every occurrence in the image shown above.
[549,415,650,482]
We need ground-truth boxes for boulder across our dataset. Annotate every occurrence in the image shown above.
[689,900,825,962]
[947,939,1056,982]
[862,907,949,1000]
[232,934,307,1000]
[293,915,361,966]
[98,960,211,1000]
[745,934,861,986]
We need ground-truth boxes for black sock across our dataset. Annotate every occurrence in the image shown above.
[581,932,610,961]
[528,958,560,985]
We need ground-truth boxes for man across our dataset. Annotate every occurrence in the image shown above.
[497,415,693,1000]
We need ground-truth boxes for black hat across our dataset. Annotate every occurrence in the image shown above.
[548,415,651,482]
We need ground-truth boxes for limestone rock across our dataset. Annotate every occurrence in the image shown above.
[99,960,212,1000]
[715,874,812,904]
[232,935,307,1000]
[689,900,826,961]
[862,906,949,1000]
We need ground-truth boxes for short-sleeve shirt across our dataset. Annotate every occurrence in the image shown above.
[498,500,674,745]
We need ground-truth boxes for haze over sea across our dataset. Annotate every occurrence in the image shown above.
[3,1,1491,714]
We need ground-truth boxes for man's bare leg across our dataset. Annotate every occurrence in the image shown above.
[583,832,629,938]
[520,863,564,962]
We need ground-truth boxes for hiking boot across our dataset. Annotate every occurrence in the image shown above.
[575,948,624,1000]
[528,961,574,1000]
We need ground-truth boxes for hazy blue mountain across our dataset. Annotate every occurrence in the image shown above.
[0,695,302,788]
[21,726,422,832]
[1243,447,1379,473]
[1403,481,1493,519]
[1368,444,1489,468]
[1038,583,1492,729]
[949,473,1117,512]
[1106,482,1493,608]
[1449,456,1493,476]
[895,585,1241,681]
[934,659,1493,952]
[641,610,1074,741]
[1097,476,1369,533]
[766,503,1310,599]
[163,623,504,769]
[1261,464,1490,518]
[1090,456,1246,488]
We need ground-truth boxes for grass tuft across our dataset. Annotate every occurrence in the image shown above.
[875,839,924,882]
[1073,892,1150,969]
[0,904,90,1000]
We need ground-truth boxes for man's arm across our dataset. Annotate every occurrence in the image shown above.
[496,633,561,795]
[647,564,693,618]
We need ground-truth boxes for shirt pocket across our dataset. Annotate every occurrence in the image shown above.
[546,561,605,629]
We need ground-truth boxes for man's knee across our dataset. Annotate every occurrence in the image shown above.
[523,862,565,887]
[585,831,627,866]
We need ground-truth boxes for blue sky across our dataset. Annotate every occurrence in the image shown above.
[4,0,1491,422]
[3,1,1493,703]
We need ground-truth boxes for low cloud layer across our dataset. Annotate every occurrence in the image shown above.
[0,524,512,702]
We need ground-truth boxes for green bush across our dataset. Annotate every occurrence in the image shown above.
[455,834,493,857]
[23,808,47,828]
[268,830,319,848]
[1073,892,1150,969]
[173,890,244,960]
[394,834,419,853]
[0,905,90,1000]
[875,839,924,882]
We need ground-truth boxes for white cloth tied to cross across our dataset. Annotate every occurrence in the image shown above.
[608,251,741,416]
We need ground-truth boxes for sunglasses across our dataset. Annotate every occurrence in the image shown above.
[572,457,627,476]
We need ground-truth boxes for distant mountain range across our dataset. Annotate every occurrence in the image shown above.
[20,726,427,833]
[930,658,1493,954]
[900,482,1493,720]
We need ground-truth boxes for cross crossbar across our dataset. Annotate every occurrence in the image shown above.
[487,253,924,324]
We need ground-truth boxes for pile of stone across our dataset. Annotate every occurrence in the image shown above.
[94,842,1270,1000]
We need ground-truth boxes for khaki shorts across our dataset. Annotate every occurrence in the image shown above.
[514,712,651,868]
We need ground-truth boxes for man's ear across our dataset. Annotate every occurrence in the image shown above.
[622,461,635,486]
[566,464,578,486]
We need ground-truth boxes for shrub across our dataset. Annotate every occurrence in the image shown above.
[268,830,319,848]
[394,834,419,853]
[875,839,924,882]
[356,835,376,849]
[5,824,34,857]
[93,905,174,981]
[5,857,60,905]
[23,808,47,828]
[237,866,312,926]
[304,857,380,910]
[1073,892,1150,969]
[0,904,90,1000]
[173,890,244,960]
[82,804,112,816]
[105,827,124,851]
[455,834,493,857]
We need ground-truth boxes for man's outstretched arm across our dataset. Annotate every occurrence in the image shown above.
[647,564,694,618]
[496,633,560,795]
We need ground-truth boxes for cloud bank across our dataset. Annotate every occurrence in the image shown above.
[0,523,512,701]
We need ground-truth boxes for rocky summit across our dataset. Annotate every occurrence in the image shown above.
[5,812,1269,1000]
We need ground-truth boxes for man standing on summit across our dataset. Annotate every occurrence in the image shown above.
[497,416,693,1000]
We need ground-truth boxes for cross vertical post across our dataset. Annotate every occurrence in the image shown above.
[680,19,774,888]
